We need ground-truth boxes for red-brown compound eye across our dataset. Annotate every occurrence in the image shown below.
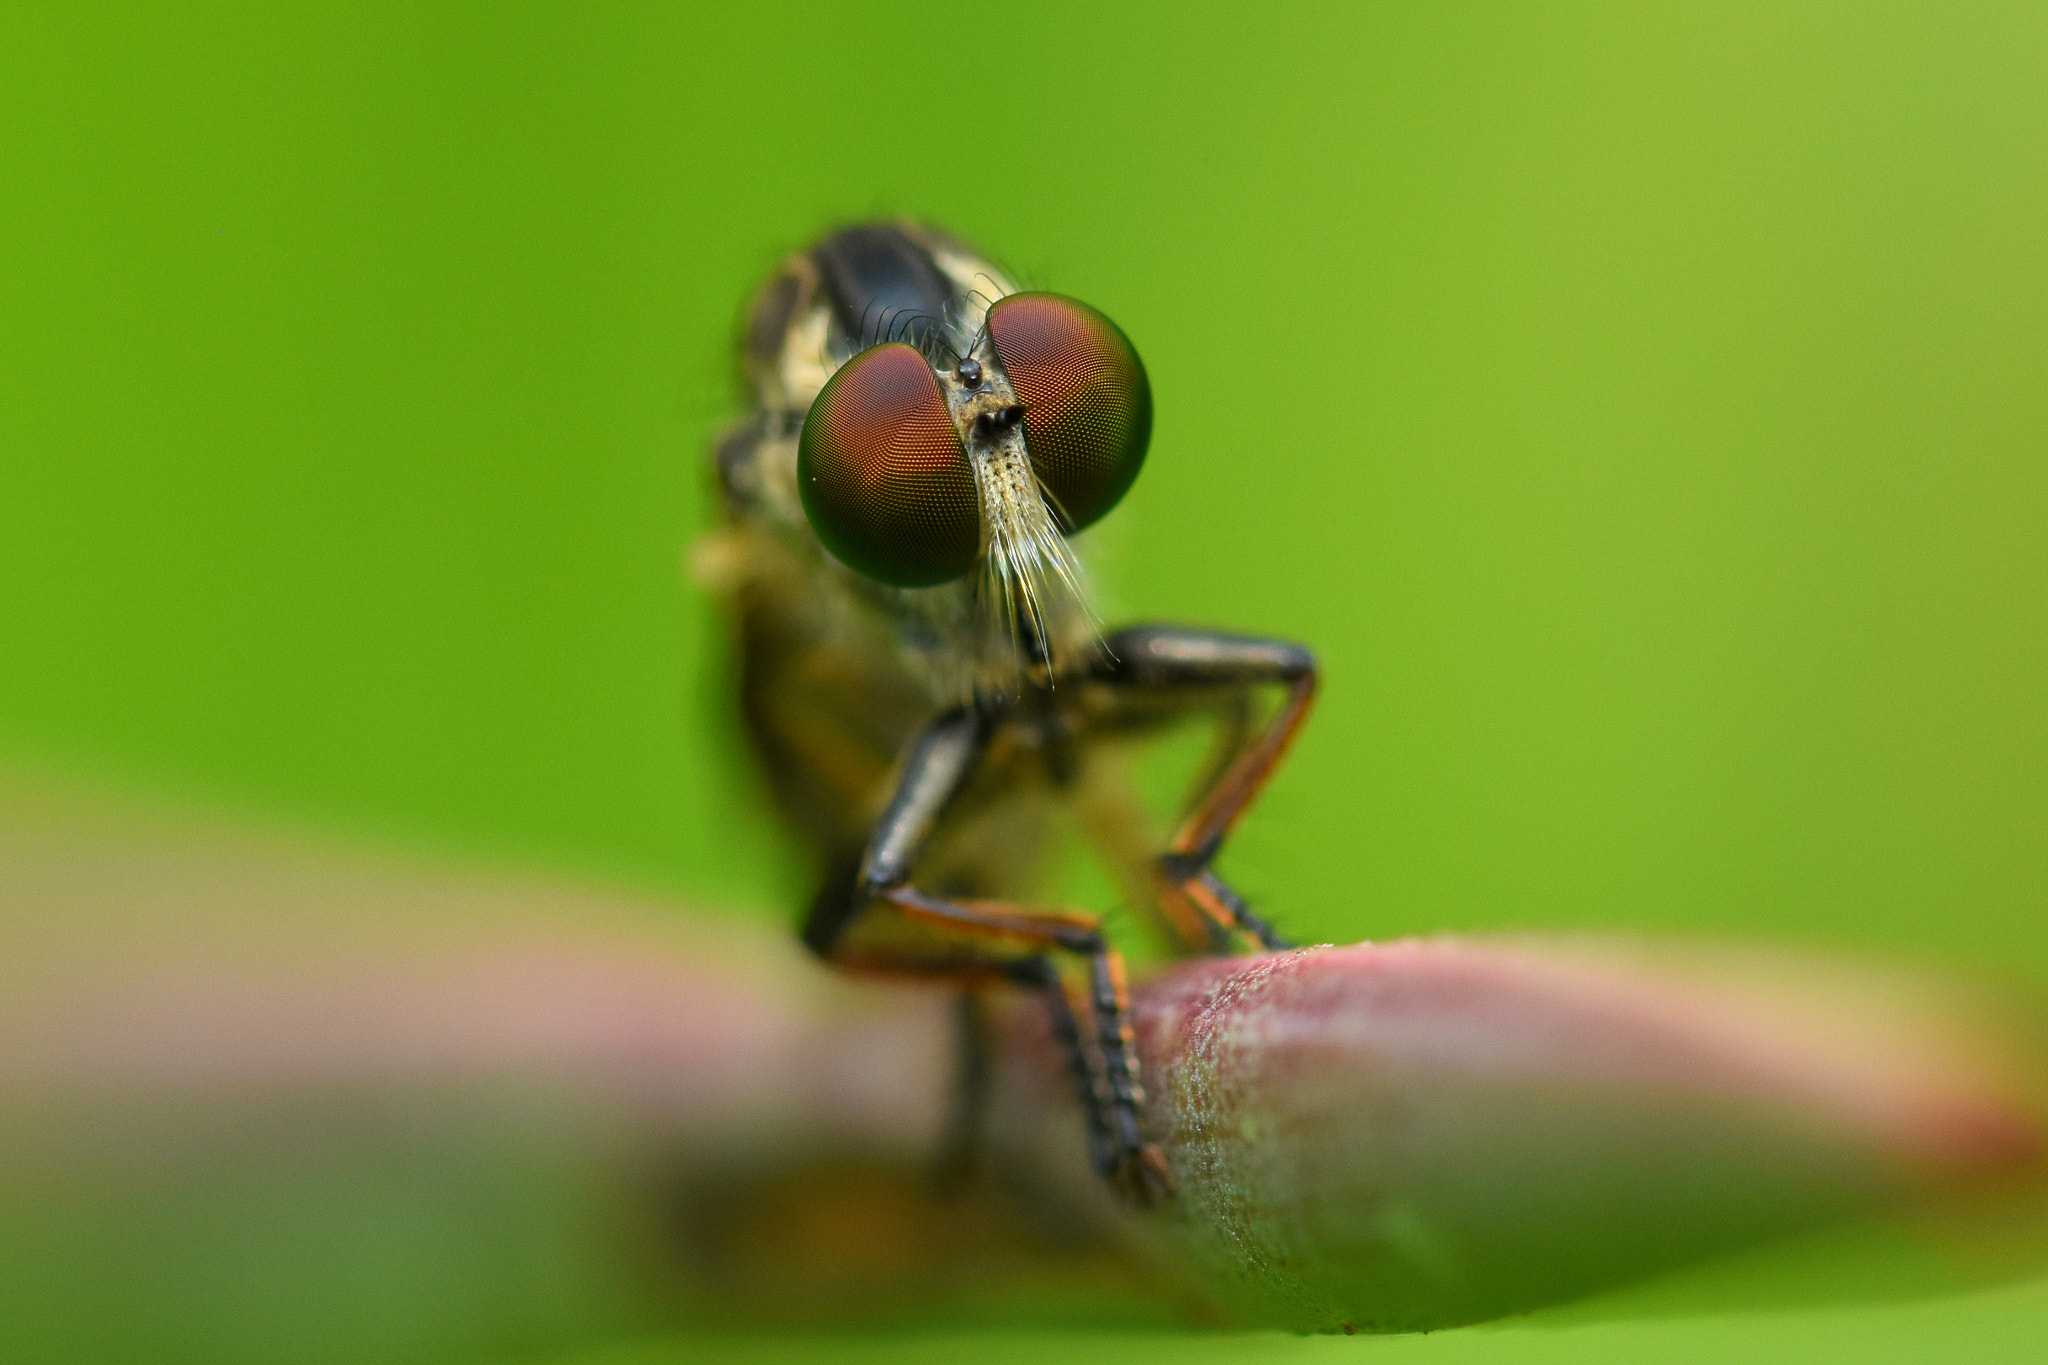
[986,293,1151,533]
[798,343,980,587]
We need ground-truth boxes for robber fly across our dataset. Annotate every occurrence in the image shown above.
[694,223,1317,1201]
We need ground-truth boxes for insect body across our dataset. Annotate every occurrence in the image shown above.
[696,223,1318,1201]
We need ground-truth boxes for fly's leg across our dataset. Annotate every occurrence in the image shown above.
[1096,626,1319,954]
[873,885,1168,1201]
[930,989,993,1192]
[1011,957,1117,1178]
[802,705,1173,1203]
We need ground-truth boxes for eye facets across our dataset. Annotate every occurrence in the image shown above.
[986,293,1151,534]
[798,343,980,587]
[795,295,1152,588]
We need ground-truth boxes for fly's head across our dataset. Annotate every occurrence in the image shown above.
[742,228,1152,698]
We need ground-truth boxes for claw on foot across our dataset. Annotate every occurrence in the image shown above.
[1114,1142,1176,1205]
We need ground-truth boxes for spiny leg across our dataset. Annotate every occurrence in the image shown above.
[878,885,1172,1201]
[1095,625,1319,954]
[1009,957,1116,1178]
[805,704,1172,1202]
[1174,865,1290,953]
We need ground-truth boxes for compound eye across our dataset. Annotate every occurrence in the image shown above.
[798,343,980,587]
[986,293,1151,533]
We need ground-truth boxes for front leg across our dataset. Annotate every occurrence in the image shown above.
[801,702,1173,1203]
[1094,625,1319,954]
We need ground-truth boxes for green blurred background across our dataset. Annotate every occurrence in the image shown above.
[3,0,2045,1359]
